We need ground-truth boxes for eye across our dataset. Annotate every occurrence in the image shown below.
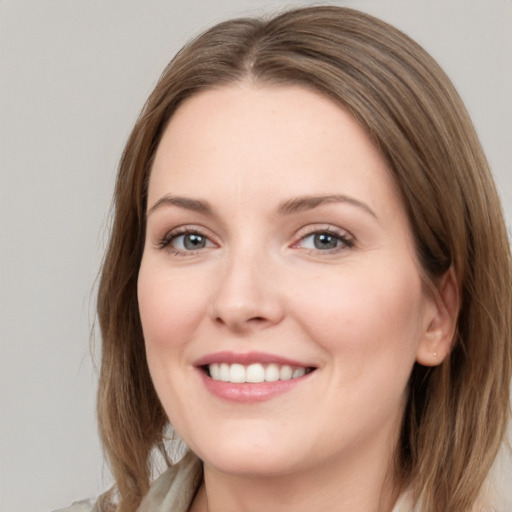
[296,229,354,252]
[173,233,211,250]
[158,229,216,254]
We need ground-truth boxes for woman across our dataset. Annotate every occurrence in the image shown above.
[69,5,511,512]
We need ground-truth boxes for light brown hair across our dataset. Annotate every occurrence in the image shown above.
[97,6,511,511]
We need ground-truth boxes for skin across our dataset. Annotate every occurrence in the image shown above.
[138,84,454,512]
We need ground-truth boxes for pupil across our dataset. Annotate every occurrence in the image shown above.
[314,233,337,250]
[184,234,205,250]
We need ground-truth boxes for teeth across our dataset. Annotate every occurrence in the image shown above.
[246,363,265,383]
[229,363,245,383]
[265,363,280,382]
[207,362,310,383]
[210,363,221,380]
[280,365,293,380]
[292,368,306,378]
[219,363,230,382]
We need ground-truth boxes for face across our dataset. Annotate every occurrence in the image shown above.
[138,84,438,480]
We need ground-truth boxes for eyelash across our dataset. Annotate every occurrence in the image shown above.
[294,227,355,253]
[157,227,215,255]
[156,226,355,255]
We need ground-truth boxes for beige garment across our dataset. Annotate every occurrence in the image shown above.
[55,451,415,512]
[53,499,96,512]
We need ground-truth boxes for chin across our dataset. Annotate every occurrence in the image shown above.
[188,433,303,478]
[203,451,299,478]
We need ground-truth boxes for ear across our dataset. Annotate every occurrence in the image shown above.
[416,266,460,367]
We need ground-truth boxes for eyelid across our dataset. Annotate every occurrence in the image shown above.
[153,223,354,254]
[155,225,218,252]
[291,224,355,251]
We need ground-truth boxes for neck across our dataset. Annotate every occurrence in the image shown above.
[190,444,401,512]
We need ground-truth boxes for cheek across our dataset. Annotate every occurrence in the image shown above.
[291,262,426,368]
[137,263,206,422]
[137,263,208,359]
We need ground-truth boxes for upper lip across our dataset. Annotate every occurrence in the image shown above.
[193,351,314,368]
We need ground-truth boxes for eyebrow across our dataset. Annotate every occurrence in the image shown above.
[146,193,376,219]
[147,195,214,217]
[277,194,377,218]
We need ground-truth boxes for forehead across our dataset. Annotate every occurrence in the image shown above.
[148,84,401,218]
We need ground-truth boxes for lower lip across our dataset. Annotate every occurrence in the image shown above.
[198,369,313,403]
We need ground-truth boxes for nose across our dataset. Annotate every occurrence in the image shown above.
[208,252,285,333]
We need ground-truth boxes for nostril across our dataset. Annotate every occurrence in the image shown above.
[213,314,268,330]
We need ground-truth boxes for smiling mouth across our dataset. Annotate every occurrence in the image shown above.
[203,363,316,383]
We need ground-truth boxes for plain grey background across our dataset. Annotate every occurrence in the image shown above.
[1,1,511,511]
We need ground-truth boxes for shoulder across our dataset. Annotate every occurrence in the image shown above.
[392,490,418,512]
[54,451,202,512]
[137,450,202,512]
[52,493,114,512]
[52,498,96,512]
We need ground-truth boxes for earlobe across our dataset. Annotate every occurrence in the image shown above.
[416,267,460,367]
